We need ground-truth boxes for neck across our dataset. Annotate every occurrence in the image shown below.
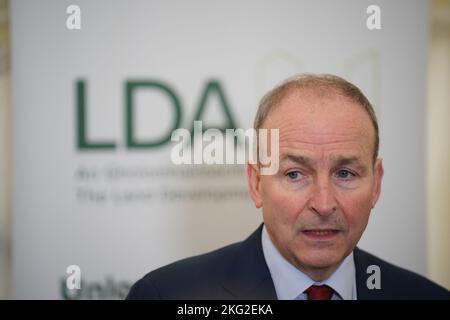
[293,262,340,282]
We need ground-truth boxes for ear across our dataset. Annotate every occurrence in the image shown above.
[246,162,263,208]
[371,158,384,208]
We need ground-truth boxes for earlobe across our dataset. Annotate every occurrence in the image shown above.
[246,162,263,208]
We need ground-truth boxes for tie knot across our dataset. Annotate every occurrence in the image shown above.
[305,285,334,300]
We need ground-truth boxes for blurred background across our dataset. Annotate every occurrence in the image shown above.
[0,0,448,299]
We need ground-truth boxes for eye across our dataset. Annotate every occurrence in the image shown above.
[286,171,303,180]
[336,169,355,179]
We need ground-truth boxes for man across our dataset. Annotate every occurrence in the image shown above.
[127,74,449,300]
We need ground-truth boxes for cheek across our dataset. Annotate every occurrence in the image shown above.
[261,178,304,228]
[338,189,374,231]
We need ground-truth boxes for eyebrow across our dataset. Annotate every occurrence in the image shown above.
[281,154,367,171]
[333,156,362,167]
[281,154,315,167]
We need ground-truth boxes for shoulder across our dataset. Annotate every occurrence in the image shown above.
[126,241,242,300]
[355,248,449,299]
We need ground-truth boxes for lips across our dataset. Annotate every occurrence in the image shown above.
[301,229,340,239]
[303,229,338,235]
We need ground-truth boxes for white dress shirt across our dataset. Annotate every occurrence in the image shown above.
[261,225,357,300]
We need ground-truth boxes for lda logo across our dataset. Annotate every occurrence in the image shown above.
[76,79,238,151]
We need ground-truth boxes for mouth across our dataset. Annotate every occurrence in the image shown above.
[301,229,340,241]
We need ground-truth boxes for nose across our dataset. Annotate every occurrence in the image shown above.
[309,177,337,217]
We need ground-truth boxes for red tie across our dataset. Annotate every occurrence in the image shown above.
[305,285,334,300]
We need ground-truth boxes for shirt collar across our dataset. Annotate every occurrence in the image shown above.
[261,225,356,300]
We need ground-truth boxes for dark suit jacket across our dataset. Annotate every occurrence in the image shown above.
[127,225,449,300]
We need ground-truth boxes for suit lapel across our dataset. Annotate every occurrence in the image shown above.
[221,224,278,299]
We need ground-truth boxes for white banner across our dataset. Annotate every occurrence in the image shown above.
[11,0,429,299]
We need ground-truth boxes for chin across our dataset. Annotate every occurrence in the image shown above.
[295,247,345,270]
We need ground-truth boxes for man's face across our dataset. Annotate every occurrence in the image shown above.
[247,89,383,280]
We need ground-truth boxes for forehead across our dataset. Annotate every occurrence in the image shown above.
[261,89,375,161]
